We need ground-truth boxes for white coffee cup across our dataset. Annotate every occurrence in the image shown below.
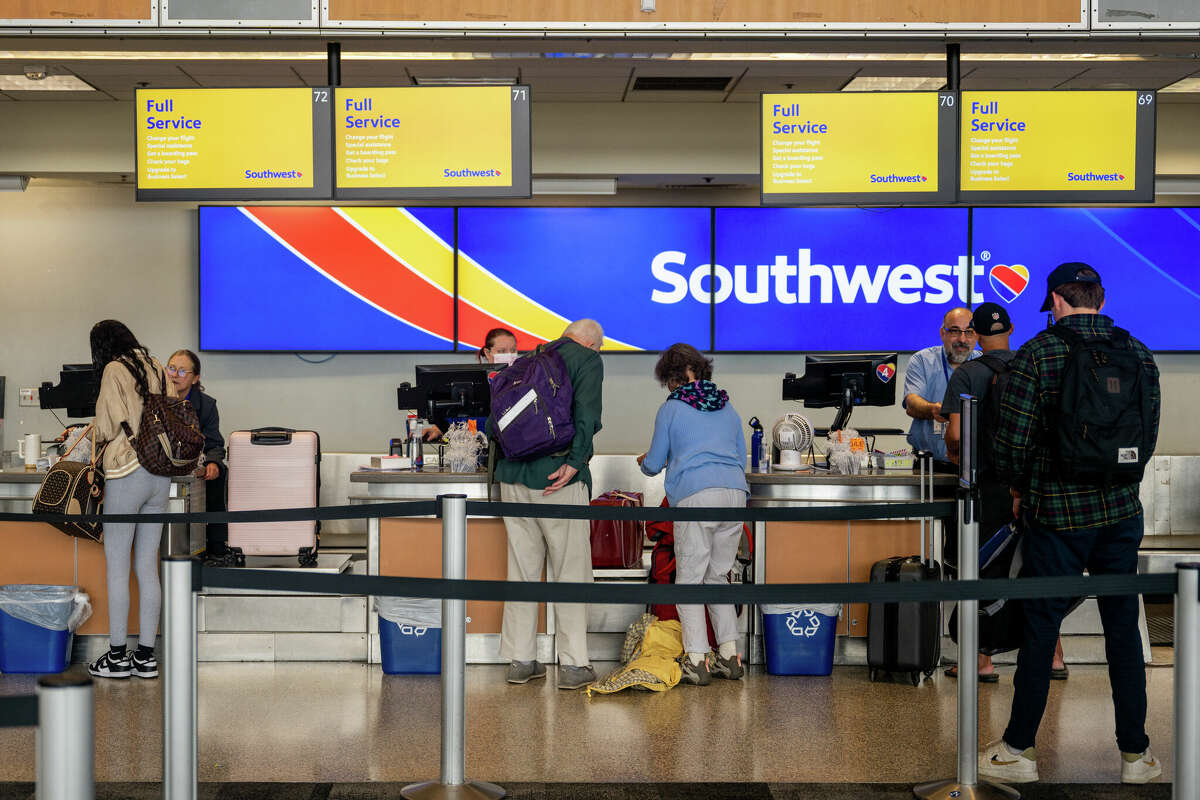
[19,433,41,470]
[779,449,803,469]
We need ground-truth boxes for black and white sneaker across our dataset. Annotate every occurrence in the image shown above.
[130,650,159,679]
[89,650,132,679]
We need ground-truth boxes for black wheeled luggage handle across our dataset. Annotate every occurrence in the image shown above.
[249,427,295,445]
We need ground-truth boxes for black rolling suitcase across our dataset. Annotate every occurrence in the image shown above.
[867,452,941,686]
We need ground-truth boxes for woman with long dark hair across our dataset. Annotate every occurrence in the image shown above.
[88,320,175,680]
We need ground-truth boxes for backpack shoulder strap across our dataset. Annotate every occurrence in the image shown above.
[1111,327,1133,347]
[975,354,1007,374]
[1047,324,1084,348]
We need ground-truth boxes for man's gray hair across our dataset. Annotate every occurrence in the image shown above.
[563,319,604,349]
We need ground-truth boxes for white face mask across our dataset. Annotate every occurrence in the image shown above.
[492,351,519,366]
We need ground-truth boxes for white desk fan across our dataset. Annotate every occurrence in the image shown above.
[771,413,815,471]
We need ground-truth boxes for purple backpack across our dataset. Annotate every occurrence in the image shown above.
[489,340,576,461]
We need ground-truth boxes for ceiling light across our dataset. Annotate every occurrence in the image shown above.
[532,178,617,195]
[412,76,516,86]
[22,64,47,80]
[0,74,95,91]
[1160,77,1200,93]
[842,76,946,92]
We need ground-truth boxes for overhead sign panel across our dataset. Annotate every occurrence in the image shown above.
[135,87,332,201]
[959,90,1155,202]
[760,91,956,206]
[334,86,531,199]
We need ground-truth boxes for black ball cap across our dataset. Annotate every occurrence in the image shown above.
[971,302,1012,336]
[1040,261,1102,312]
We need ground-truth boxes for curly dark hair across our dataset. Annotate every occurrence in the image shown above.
[654,343,713,388]
[90,319,151,401]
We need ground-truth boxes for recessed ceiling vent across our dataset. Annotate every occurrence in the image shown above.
[632,76,731,92]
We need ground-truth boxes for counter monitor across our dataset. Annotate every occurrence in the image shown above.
[783,353,898,430]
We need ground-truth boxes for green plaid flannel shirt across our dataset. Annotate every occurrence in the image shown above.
[994,313,1160,532]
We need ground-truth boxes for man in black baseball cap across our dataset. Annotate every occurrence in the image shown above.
[1040,261,1103,313]
[971,301,1012,337]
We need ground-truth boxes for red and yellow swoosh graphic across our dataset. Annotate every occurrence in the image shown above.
[241,206,637,351]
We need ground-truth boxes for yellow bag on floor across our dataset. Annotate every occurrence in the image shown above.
[586,614,684,696]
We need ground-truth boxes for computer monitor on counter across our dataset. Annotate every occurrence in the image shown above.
[397,363,494,422]
[40,364,99,418]
[782,353,898,431]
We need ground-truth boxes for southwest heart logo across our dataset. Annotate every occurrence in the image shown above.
[921,176,927,182]
[876,362,896,383]
[988,264,1029,304]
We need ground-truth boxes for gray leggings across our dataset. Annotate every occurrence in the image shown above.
[103,467,170,649]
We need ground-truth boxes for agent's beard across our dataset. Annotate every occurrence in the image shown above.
[946,346,972,365]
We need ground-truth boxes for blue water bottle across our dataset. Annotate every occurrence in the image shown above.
[748,417,764,473]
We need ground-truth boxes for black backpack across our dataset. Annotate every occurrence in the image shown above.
[975,353,1015,480]
[1047,324,1157,485]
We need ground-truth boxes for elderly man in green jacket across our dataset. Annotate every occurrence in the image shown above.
[497,318,605,690]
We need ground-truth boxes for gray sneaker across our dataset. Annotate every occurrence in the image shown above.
[711,652,744,680]
[556,664,597,690]
[505,660,546,684]
[680,654,712,686]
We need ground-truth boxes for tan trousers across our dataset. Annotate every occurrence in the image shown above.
[498,481,593,667]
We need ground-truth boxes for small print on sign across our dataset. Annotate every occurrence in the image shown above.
[1118,447,1139,464]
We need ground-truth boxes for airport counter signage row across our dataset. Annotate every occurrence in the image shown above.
[199,205,1200,353]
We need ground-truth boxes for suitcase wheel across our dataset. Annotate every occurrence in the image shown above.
[869,668,879,683]
[910,671,921,687]
[229,547,246,568]
[924,669,935,680]
[298,547,318,568]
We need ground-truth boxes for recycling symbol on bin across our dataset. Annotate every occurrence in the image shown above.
[785,609,822,638]
[399,624,429,637]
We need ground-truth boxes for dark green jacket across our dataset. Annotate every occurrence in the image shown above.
[492,338,604,495]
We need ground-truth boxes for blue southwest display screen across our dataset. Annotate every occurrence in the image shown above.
[198,205,1200,352]
[971,207,1200,351]
[714,208,969,351]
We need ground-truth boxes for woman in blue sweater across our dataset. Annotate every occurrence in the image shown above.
[638,343,749,686]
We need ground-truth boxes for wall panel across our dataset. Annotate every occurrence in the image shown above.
[0,0,154,23]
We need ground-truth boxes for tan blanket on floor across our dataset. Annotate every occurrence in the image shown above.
[586,613,684,696]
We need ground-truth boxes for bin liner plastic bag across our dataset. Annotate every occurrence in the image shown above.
[0,585,92,631]
[762,603,841,637]
[374,596,440,628]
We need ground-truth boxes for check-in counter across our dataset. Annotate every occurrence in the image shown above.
[0,468,202,661]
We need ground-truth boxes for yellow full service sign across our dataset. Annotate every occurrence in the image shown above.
[336,87,512,189]
[136,89,315,189]
[961,91,1136,192]
[762,93,942,195]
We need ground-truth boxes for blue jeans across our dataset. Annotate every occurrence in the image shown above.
[1003,514,1148,754]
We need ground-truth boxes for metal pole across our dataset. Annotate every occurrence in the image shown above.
[36,673,93,800]
[916,396,1017,800]
[1175,563,1200,800]
[946,43,961,91]
[402,495,504,800]
[163,555,197,800]
[327,42,341,87]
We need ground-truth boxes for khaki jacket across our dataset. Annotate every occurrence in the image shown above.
[93,351,176,479]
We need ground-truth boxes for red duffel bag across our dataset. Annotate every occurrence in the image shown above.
[589,490,645,569]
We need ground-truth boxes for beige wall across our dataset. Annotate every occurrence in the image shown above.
[2,182,1198,457]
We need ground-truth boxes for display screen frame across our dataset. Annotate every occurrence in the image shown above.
[956,88,1157,204]
[135,86,333,202]
[332,84,533,201]
[759,90,958,207]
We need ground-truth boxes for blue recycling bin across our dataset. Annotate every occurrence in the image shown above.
[763,608,838,676]
[0,583,81,675]
[378,617,442,675]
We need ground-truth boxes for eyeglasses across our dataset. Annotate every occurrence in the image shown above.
[166,365,193,377]
[942,327,977,338]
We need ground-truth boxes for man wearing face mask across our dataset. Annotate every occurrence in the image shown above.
[423,328,520,441]
[903,306,979,466]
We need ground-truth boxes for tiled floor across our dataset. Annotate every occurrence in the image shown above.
[0,659,1177,786]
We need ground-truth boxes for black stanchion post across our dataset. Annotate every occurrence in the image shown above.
[916,396,1018,800]
[36,672,93,800]
[403,495,505,800]
[163,555,197,800]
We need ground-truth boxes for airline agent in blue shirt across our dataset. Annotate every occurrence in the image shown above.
[903,307,978,465]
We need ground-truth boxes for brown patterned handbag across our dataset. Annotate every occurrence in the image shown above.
[32,425,106,543]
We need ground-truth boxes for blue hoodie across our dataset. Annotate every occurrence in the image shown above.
[639,380,749,506]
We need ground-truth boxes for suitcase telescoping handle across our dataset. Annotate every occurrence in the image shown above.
[917,450,934,566]
[249,427,295,445]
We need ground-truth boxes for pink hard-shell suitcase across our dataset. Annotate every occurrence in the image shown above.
[226,427,320,567]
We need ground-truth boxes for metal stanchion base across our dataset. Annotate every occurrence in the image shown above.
[401,780,506,799]
[913,779,1021,800]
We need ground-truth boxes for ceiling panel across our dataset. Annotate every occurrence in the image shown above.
[177,62,307,88]
[524,75,629,94]
[1057,64,1200,90]
[534,91,625,102]
[3,91,111,101]
[625,89,729,103]
[405,62,521,79]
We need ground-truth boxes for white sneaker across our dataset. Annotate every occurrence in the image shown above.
[1121,748,1162,784]
[979,739,1039,783]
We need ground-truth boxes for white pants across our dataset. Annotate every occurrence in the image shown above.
[674,487,746,655]
[499,481,593,666]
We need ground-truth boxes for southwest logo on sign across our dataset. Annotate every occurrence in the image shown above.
[1066,171,1125,182]
[876,362,896,383]
[988,264,1029,304]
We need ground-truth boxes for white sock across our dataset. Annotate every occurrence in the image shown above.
[1004,742,1026,757]
[718,641,737,659]
[687,652,705,666]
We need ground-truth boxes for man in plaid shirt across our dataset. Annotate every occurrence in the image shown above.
[979,262,1162,786]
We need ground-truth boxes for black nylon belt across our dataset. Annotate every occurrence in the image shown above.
[0,499,954,526]
[0,695,38,728]
[201,566,1177,606]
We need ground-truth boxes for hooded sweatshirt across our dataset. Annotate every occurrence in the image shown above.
[639,379,749,506]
